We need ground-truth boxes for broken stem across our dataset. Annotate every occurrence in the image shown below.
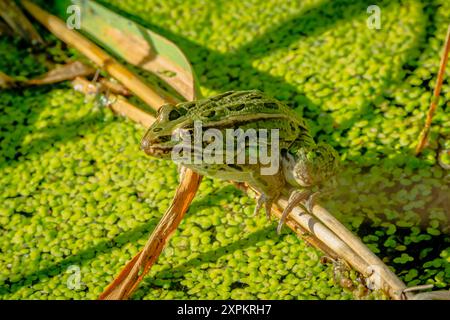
[99,169,202,300]
[72,77,155,127]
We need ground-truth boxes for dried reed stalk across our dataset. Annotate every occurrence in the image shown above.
[72,77,154,127]
[21,0,176,109]
[0,0,43,44]
[0,71,15,89]
[99,169,202,299]
[415,25,450,155]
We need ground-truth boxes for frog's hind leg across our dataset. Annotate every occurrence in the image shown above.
[277,189,313,234]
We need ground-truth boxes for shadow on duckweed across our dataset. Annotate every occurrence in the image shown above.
[0,185,280,297]
[323,163,449,288]
[96,0,437,123]
[134,225,277,297]
[0,35,110,173]
[0,86,110,173]
[0,218,159,296]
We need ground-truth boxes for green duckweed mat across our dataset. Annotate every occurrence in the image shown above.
[0,0,449,300]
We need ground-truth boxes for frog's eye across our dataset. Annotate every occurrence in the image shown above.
[168,109,184,121]
[157,104,175,119]
[157,104,187,121]
[170,106,188,120]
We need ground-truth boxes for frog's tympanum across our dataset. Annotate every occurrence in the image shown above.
[141,90,339,233]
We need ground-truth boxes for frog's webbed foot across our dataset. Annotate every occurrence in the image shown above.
[252,193,274,220]
[277,190,320,234]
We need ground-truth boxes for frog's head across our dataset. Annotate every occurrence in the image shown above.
[282,142,340,188]
[141,103,192,159]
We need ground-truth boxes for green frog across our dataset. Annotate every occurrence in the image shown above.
[141,90,339,233]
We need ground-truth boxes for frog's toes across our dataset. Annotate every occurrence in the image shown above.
[305,191,320,213]
[264,198,273,220]
[252,193,273,220]
[252,194,264,217]
[233,182,248,193]
[277,190,312,234]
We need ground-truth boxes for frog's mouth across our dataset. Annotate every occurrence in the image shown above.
[142,145,173,157]
[141,136,174,158]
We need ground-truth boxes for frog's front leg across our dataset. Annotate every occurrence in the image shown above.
[305,190,321,213]
[253,193,273,220]
[277,189,322,234]
[250,172,284,220]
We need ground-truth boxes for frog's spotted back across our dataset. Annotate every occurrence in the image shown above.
[182,90,306,127]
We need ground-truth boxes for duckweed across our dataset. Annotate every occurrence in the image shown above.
[1,0,449,300]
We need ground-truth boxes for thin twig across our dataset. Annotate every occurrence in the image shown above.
[411,291,450,300]
[72,77,155,127]
[26,61,95,86]
[403,284,434,293]
[415,25,450,155]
